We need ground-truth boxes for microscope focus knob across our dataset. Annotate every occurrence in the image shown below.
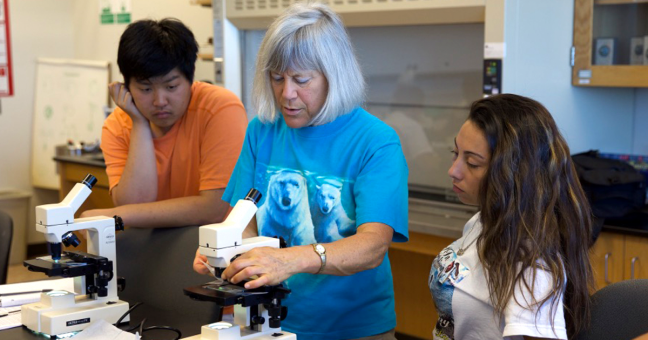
[98,286,108,297]
[267,304,288,328]
[117,277,126,292]
[251,315,265,326]
[114,215,125,231]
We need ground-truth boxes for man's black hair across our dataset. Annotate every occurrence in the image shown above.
[117,18,198,88]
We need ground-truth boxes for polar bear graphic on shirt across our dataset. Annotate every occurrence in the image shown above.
[257,170,316,247]
[311,182,356,243]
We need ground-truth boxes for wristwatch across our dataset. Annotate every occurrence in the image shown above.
[312,243,327,274]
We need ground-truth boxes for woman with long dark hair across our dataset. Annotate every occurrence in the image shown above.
[429,94,594,340]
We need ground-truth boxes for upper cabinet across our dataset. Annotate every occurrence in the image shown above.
[573,0,648,87]
[224,0,485,30]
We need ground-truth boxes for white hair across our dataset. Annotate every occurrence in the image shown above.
[252,2,365,126]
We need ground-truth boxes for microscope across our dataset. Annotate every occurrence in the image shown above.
[21,174,130,337]
[182,189,297,340]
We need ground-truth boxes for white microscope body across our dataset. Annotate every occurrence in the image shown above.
[21,174,130,337]
[184,189,296,340]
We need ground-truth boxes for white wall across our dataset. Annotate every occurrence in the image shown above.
[502,0,637,154]
[1,0,76,244]
[1,0,75,191]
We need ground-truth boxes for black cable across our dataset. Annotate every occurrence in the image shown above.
[123,319,145,332]
[111,301,182,340]
[114,301,143,325]
[138,317,146,336]
[142,326,182,340]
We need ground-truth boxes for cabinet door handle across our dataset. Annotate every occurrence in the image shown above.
[631,257,639,280]
[604,253,612,284]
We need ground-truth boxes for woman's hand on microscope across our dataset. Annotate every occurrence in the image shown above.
[108,82,147,125]
[193,248,212,276]
[221,246,309,289]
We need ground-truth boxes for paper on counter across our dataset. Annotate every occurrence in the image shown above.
[70,319,139,340]
[0,306,22,330]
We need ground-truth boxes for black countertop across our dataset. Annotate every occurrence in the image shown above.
[410,189,648,238]
[53,153,105,167]
[602,208,648,237]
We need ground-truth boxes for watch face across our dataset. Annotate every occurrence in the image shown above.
[315,244,325,254]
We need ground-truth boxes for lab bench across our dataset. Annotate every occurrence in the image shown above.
[43,158,648,340]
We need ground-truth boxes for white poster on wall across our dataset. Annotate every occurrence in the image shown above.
[31,59,110,189]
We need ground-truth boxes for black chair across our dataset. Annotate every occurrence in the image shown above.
[115,226,220,326]
[575,279,648,340]
[0,210,13,284]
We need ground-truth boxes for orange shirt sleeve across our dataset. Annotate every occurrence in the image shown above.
[101,109,131,194]
[196,87,248,191]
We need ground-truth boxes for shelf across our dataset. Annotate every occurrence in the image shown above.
[575,65,648,87]
[572,0,648,87]
[198,53,214,61]
[190,0,212,6]
[225,0,485,30]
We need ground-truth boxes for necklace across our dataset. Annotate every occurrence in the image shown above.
[457,223,478,256]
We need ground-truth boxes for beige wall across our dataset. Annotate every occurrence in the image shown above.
[71,0,214,86]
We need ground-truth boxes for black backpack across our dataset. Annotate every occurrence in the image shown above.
[572,150,647,220]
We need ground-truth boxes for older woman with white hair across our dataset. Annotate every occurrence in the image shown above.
[193,2,408,339]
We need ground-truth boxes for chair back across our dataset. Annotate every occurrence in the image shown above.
[0,210,14,284]
[575,279,648,340]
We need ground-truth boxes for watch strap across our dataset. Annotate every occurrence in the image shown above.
[312,243,326,274]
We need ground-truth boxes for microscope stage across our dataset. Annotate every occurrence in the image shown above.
[184,280,287,307]
[24,251,111,278]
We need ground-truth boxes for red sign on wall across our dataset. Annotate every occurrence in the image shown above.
[0,0,13,96]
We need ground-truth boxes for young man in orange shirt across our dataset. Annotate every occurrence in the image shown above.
[81,18,247,228]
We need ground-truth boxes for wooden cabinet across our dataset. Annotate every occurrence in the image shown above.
[56,160,113,213]
[389,232,454,340]
[590,231,648,290]
[590,231,625,289]
[572,0,648,87]
[624,234,648,281]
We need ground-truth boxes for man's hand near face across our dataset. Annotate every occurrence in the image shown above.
[108,82,148,125]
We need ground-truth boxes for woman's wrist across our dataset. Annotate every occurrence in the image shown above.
[291,245,323,275]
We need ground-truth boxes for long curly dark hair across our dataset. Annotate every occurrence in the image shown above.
[469,94,594,338]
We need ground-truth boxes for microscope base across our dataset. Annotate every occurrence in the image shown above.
[182,325,297,340]
[21,293,130,336]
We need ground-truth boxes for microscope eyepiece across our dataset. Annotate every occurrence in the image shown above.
[244,189,262,205]
[82,174,98,189]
